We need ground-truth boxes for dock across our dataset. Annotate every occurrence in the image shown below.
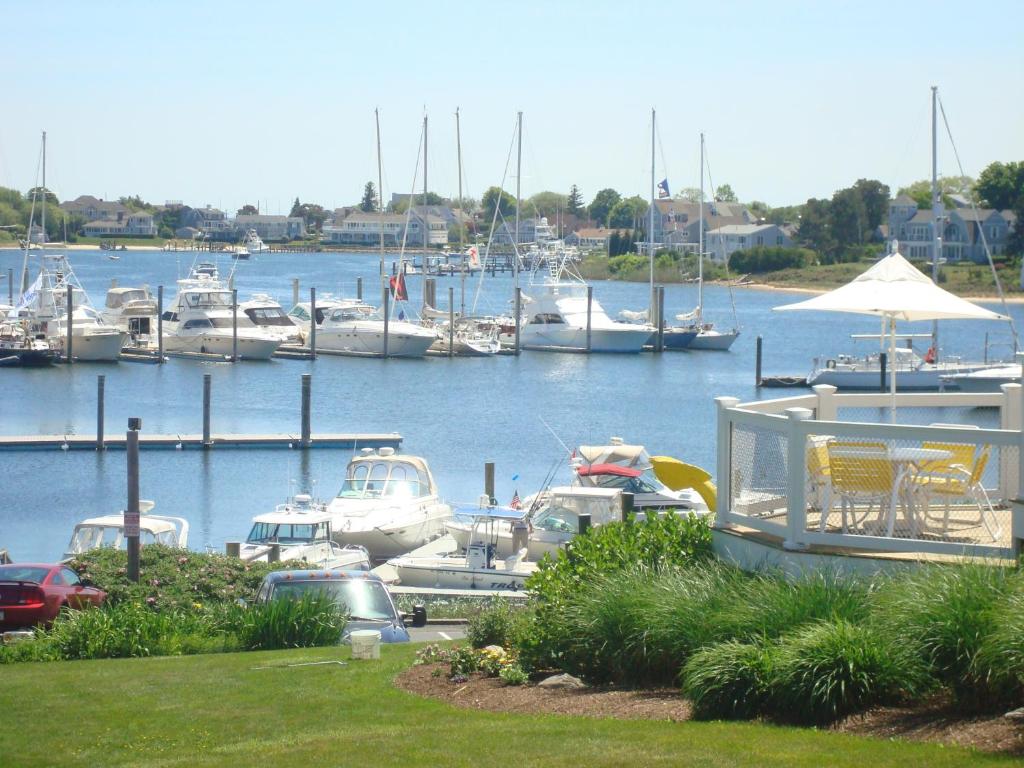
[0,432,402,451]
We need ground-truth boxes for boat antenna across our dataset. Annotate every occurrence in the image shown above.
[528,455,566,514]
[538,415,572,457]
[937,93,1019,352]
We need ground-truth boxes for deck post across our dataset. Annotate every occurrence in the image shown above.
[448,285,455,358]
[755,335,763,387]
[231,288,239,362]
[292,278,299,309]
[202,373,212,447]
[357,277,362,301]
[714,396,740,529]
[96,375,105,451]
[126,419,141,583]
[514,288,521,355]
[879,352,887,393]
[784,407,813,550]
[812,384,838,421]
[585,286,593,353]
[1000,382,1021,501]
[66,284,73,363]
[301,374,312,447]
[1017,351,1024,503]
[157,285,164,362]
[484,462,495,504]
[309,287,317,360]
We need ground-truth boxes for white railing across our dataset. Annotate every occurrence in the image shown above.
[715,383,1024,559]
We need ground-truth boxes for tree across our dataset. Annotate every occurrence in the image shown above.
[608,196,648,229]
[715,183,737,202]
[26,187,58,206]
[392,191,445,214]
[829,187,868,247]
[975,161,1024,210]
[675,187,703,203]
[289,197,302,217]
[898,176,974,209]
[526,191,567,219]
[119,195,155,213]
[236,204,258,216]
[796,198,834,255]
[588,188,621,226]
[480,186,516,221]
[851,178,890,232]
[360,182,378,213]
[567,185,584,215]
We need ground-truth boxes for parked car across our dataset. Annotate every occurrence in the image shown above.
[254,569,425,643]
[0,563,106,631]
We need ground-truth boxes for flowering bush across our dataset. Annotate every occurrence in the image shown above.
[414,643,520,681]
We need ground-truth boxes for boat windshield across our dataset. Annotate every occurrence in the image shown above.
[247,521,329,544]
[67,524,177,553]
[578,473,660,494]
[183,291,232,308]
[269,578,396,621]
[337,461,427,499]
[328,305,376,322]
[532,505,578,533]
[245,308,294,326]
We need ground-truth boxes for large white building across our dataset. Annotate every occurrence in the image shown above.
[234,214,306,241]
[323,211,447,247]
[704,223,793,262]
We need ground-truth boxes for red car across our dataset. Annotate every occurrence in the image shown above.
[0,563,106,630]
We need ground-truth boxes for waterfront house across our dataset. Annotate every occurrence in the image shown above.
[565,227,615,250]
[323,211,446,247]
[183,206,233,238]
[60,195,130,222]
[888,195,1016,263]
[81,211,158,237]
[704,223,793,262]
[651,200,754,254]
[234,214,306,241]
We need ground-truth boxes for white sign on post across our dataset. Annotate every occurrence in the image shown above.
[124,511,140,538]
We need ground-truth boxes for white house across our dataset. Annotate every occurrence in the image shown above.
[324,211,446,247]
[233,214,306,241]
[82,211,157,237]
[704,223,792,262]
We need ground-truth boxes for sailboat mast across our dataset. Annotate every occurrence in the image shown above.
[514,111,522,290]
[698,132,705,320]
[40,130,46,250]
[423,113,429,306]
[375,109,384,278]
[649,109,655,319]
[456,107,465,315]
[930,85,941,360]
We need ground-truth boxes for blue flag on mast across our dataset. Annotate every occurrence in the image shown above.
[657,179,670,198]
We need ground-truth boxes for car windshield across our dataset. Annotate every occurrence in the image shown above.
[0,565,51,583]
[270,579,395,621]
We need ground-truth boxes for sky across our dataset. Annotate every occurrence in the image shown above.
[2,0,1022,215]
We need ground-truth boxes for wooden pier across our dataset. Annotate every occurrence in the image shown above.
[0,432,402,451]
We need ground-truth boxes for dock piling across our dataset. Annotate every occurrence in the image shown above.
[448,286,454,358]
[755,335,763,387]
[309,287,317,360]
[578,513,591,536]
[620,492,634,522]
[231,288,239,363]
[202,374,212,447]
[268,544,281,563]
[357,277,362,301]
[300,374,311,447]
[382,280,390,359]
[66,284,73,363]
[292,278,299,309]
[225,542,241,558]
[96,375,105,451]
[157,286,164,362]
[126,419,141,583]
[879,352,887,393]
[586,286,593,353]
[7,268,11,304]
[484,461,495,504]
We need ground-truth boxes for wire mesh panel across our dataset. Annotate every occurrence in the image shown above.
[728,421,789,530]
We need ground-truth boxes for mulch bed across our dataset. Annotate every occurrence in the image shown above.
[396,664,1024,755]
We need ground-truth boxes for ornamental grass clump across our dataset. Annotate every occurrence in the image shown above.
[225,592,347,651]
[974,571,1024,704]
[772,619,930,725]
[680,639,778,720]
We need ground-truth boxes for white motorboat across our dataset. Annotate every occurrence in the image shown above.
[941,364,1021,393]
[64,502,189,560]
[519,254,653,353]
[102,285,157,341]
[807,346,1002,391]
[446,486,625,561]
[327,448,452,559]
[240,294,303,344]
[239,494,371,570]
[161,266,282,359]
[388,506,536,591]
[242,229,267,254]
[289,298,436,358]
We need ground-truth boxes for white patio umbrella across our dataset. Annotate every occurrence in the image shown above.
[774,251,1009,420]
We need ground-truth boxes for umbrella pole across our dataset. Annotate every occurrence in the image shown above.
[890,315,897,423]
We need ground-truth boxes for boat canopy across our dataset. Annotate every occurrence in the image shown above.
[578,444,646,466]
[576,463,642,478]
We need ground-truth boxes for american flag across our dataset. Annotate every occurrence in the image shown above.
[509,489,521,509]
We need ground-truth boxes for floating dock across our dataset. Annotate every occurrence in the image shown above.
[0,432,402,451]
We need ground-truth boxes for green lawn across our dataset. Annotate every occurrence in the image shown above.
[0,645,1011,767]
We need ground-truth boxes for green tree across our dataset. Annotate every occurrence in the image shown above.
[975,161,1024,210]
[526,191,567,219]
[567,185,584,215]
[119,195,155,213]
[588,188,621,226]
[26,187,59,206]
[289,197,302,218]
[360,182,378,213]
[897,176,974,209]
[295,203,328,233]
[236,204,258,216]
[608,196,648,229]
[796,198,834,255]
[715,183,737,202]
[675,187,703,203]
[480,186,516,221]
[851,178,890,232]
[0,186,23,209]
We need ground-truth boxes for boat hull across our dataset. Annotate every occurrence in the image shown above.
[389,557,534,591]
[55,330,128,362]
[313,324,436,358]
[520,326,651,353]
[330,507,451,560]
[810,362,1003,391]
[162,333,281,360]
[0,348,56,366]
[689,329,740,351]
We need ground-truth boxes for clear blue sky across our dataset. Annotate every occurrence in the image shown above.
[2,0,1021,214]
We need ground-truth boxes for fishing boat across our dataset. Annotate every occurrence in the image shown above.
[242,229,267,254]
[63,502,189,561]
[0,320,55,366]
[326,448,452,559]
[239,494,371,570]
[387,505,536,591]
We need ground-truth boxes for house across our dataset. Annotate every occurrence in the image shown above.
[491,217,560,245]
[60,195,130,222]
[82,211,158,237]
[234,214,306,241]
[651,200,754,254]
[408,205,473,231]
[888,196,1016,263]
[183,206,233,237]
[323,210,447,247]
[704,223,793,262]
[565,228,615,250]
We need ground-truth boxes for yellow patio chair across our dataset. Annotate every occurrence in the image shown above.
[912,441,1001,542]
[806,438,832,524]
[825,441,893,533]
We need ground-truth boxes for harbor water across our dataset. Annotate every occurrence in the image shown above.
[2,248,1021,561]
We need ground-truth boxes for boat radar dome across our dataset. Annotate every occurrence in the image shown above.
[294,494,312,506]
[360,448,375,456]
[378,447,396,457]
[610,437,624,446]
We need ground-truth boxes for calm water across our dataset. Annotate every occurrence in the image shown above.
[2,248,1020,561]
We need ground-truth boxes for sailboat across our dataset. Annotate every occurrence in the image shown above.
[683,133,740,351]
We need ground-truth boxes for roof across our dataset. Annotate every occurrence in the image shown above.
[235,214,302,224]
[448,504,528,521]
[577,463,642,478]
[707,223,778,235]
[262,569,384,583]
[343,212,408,224]
[892,194,917,206]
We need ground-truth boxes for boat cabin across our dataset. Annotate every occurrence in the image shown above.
[336,448,436,501]
[246,496,334,544]
[531,486,623,532]
[64,505,189,559]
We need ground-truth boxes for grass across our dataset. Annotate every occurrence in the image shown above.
[0,644,1012,767]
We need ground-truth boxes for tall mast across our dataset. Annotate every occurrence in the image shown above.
[375,109,384,278]
[423,112,429,305]
[698,132,705,319]
[456,107,465,315]
[514,111,522,290]
[930,86,941,359]
[649,109,656,318]
[40,130,47,250]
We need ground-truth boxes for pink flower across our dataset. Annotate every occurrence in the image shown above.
[146,596,156,605]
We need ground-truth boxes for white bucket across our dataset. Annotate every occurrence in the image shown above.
[349,629,382,660]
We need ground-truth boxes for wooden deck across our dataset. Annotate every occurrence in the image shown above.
[0,432,402,451]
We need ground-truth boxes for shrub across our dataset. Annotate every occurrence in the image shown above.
[499,664,529,686]
[224,592,347,651]
[773,620,929,724]
[466,599,529,649]
[974,573,1024,704]
[681,639,777,720]
[728,246,814,273]
[870,562,1013,708]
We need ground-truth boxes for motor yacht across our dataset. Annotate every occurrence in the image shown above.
[240,294,302,344]
[326,448,452,559]
[239,494,370,570]
[289,298,436,358]
[160,268,282,359]
[63,502,189,561]
[102,285,157,341]
[242,229,267,254]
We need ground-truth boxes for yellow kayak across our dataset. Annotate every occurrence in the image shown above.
[650,456,717,513]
